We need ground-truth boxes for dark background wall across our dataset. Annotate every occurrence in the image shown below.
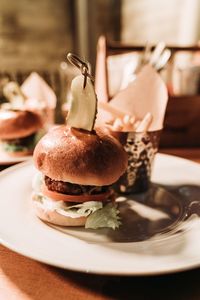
[0,0,74,70]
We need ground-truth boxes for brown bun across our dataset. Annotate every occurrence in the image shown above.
[32,199,87,226]
[0,109,42,140]
[34,125,128,186]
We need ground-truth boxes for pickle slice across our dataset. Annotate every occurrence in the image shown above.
[66,75,97,131]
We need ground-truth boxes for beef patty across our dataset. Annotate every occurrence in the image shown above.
[44,176,109,195]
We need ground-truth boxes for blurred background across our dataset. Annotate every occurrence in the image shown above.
[0,0,199,69]
[0,0,200,146]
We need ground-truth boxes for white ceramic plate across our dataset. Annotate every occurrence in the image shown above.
[0,153,200,276]
[0,150,32,165]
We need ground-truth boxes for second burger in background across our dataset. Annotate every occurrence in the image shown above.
[0,79,43,157]
[0,109,42,156]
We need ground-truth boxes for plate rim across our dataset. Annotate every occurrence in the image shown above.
[0,151,32,165]
[1,235,200,276]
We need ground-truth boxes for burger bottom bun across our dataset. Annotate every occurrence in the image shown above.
[32,200,87,227]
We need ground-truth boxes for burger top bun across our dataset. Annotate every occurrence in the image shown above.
[34,125,128,186]
[0,109,42,140]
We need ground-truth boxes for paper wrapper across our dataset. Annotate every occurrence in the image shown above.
[96,64,168,194]
[97,64,168,131]
[21,72,57,128]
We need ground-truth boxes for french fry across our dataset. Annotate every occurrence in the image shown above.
[133,120,140,130]
[112,118,124,131]
[123,115,131,125]
[108,113,153,133]
[130,116,136,125]
[122,115,136,131]
[135,112,152,132]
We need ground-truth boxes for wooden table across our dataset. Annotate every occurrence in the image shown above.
[0,149,200,300]
[160,148,200,164]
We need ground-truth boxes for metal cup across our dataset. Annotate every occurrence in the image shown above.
[113,130,161,194]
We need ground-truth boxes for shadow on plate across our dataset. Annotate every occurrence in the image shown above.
[50,183,200,244]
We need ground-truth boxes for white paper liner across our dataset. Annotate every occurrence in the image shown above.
[97,64,168,131]
[21,72,57,127]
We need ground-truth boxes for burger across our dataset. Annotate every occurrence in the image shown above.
[0,109,43,156]
[32,125,128,229]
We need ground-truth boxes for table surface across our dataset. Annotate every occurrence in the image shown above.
[1,148,200,300]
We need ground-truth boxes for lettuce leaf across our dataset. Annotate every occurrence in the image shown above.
[56,201,102,218]
[2,143,29,152]
[85,203,121,230]
[33,194,102,218]
[62,201,102,214]
[32,172,43,193]
[2,131,43,153]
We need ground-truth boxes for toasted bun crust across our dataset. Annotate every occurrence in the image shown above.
[34,125,127,186]
[0,109,42,140]
[33,200,87,226]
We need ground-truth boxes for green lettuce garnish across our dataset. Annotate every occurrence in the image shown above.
[85,203,121,230]
[62,201,102,216]
[2,132,39,153]
[2,143,29,152]
[32,172,44,193]
[33,194,103,218]
[56,201,102,218]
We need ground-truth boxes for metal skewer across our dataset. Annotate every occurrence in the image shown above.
[67,53,94,89]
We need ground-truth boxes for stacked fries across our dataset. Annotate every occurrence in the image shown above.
[98,101,152,132]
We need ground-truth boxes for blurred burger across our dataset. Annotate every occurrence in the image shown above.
[32,125,127,229]
[0,109,42,156]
